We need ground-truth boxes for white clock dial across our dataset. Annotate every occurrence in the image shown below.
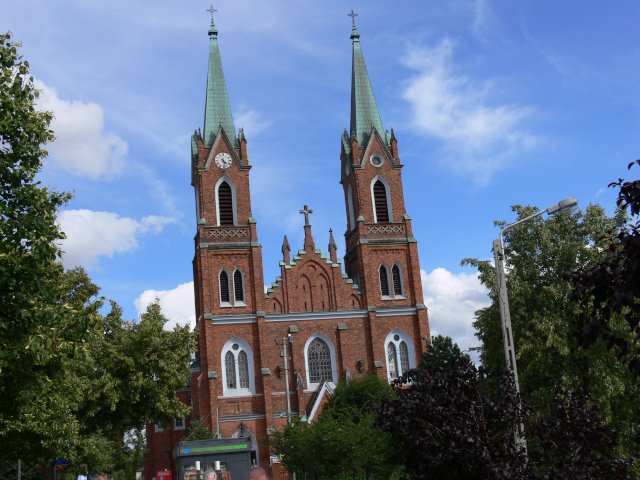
[214,152,233,169]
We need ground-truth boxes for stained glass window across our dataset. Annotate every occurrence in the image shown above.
[308,338,332,383]
[225,350,236,389]
[399,341,410,375]
[238,350,249,389]
[387,342,398,379]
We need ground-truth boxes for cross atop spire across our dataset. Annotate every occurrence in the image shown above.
[300,205,313,227]
[348,10,358,27]
[206,5,217,26]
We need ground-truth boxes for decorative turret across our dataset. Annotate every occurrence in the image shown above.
[203,12,236,147]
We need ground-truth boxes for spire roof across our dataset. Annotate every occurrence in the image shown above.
[350,21,384,147]
[203,19,236,148]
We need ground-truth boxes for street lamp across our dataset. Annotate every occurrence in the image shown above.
[493,196,577,447]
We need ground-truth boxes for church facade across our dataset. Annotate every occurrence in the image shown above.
[145,16,431,478]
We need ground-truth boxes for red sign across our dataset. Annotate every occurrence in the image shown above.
[157,470,172,480]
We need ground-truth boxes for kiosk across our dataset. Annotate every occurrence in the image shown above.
[173,438,251,480]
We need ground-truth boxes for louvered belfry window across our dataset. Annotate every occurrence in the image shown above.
[379,265,390,297]
[392,265,402,296]
[373,180,389,222]
[234,270,244,303]
[238,350,249,388]
[308,338,332,383]
[387,342,398,379]
[225,351,236,389]
[218,181,234,225]
[219,271,230,303]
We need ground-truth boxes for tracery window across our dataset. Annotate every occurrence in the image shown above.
[307,337,332,384]
[385,330,415,382]
[221,338,255,396]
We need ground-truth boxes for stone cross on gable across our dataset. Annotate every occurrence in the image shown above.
[300,205,313,226]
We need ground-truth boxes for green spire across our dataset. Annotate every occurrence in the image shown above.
[203,19,236,147]
[350,21,384,147]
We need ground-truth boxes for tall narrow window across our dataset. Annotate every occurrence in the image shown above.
[219,270,230,304]
[225,351,236,389]
[308,338,332,383]
[373,180,389,222]
[218,181,234,225]
[392,264,403,297]
[387,342,398,379]
[238,350,249,388]
[399,341,410,374]
[379,265,390,297]
[234,270,244,304]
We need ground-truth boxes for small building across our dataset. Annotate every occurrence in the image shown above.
[174,438,251,480]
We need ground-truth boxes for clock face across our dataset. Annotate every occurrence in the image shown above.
[214,152,233,169]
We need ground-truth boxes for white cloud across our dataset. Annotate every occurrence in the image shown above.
[134,282,196,331]
[421,267,490,360]
[402,39,537,184]
[57,209,175,270]
[235,108,272,138]
[36,80,128,179]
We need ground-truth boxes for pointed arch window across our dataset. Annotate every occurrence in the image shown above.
[219,270,231,306]
[221,338,255,397]
[347,184,356,230]
[233,269,245,306]
[306,336,335,386]
[379,264,390,298]
[218,181,233,225]
[373,180,389,222]
[391,264,405,298]
[385,330,416,382]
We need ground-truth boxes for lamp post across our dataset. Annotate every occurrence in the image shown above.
[493,196,577,447]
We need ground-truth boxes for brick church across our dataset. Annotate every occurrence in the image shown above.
[145,13,431,478]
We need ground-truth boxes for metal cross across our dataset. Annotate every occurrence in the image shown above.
[206,5,217,24]
[300,205,313,226]
[347,10,358,26]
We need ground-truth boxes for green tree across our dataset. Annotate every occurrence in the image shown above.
[270,375,397,480]
[419,335,469,370]
[0,31,99,427]
[463,203,640,458]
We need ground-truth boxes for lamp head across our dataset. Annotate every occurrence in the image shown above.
[547,196,578,215]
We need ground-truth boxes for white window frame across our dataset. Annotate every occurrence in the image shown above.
[219,269,232,308]
[174,418,185,430]
[232,268,247,307]
[391,263,406,299]
[384,329,416,382]
[370,153,385,167]
[221,337,256,397]
[215,176,238,226]
[304,333,337,390]
[370,175,393,223]
[347,184,356,230]
[379,263,392,300]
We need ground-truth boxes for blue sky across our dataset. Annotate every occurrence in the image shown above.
[3,0,639,355]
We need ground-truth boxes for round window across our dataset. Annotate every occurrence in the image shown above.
[232,344,239,350]
[393,335,400,341]
[370,154,384,167]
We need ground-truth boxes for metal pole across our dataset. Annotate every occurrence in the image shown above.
[216,405,220,439]
[17,459,21,480]
[282,337,292,423]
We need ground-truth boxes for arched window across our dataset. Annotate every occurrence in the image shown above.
[373,180,389,222]
[219,270,231,306]
[233,269,245,306]
[304,333,337,388]
[392,264,404,297]
[215,176,237,226]
[384,329,416,382]
[379,264,390,298]
[347,184,356,230]
[221,338,255,397]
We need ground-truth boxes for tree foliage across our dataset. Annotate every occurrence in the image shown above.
[565,160,640,382]
[463,203,640,455]
[419,334,469,370]
[270,375,397,480]
[0,30,100,425]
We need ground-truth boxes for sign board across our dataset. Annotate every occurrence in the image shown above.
[157,470,172,480]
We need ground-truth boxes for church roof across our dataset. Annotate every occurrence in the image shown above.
[203,20,236,148]
[350,24,384,147]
